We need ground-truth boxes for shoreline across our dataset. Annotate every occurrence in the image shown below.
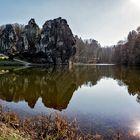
[0,106,102,140]
[0,60,116,67]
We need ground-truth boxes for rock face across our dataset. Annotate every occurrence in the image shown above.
[0,24,16,53]
[0,17,76,65]
[24,18,40,52]
[41,17,76,64]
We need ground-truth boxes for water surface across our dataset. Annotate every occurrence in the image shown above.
[0,65,140,138]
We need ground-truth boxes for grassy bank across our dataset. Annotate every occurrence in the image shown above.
[0,107,102,140]
[0,60,23,66]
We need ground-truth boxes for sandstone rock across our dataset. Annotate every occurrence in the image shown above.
[0,18,76,65]
[41,17,76,64]
[0,24,16,53]
[24,18,41,53]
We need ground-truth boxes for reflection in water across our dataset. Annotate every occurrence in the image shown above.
[0,67,78,110]
[0,66,140,110]
[0,65,140,138]
[131,122,140,138]
[136,95,140,104]
[113,67,140,102]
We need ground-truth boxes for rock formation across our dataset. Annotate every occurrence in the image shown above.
[24,18,40,53]
[0,24,16,53]
[40,17,76,64]
[0,17,76,65]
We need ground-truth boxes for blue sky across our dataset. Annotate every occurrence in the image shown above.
[0,0,140,46]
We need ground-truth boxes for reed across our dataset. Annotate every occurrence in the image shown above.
[0,106,102,140]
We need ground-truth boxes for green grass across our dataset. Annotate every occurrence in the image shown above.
[0,60,23,66]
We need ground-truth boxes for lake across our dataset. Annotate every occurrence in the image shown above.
[0,65,140,139]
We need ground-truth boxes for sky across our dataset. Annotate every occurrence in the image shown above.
[0,0,140,46]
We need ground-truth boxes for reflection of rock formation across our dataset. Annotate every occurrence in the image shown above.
[0,67,78,110]
[0,66,115,107]
[0,66,140,110]
[0,66,112,110]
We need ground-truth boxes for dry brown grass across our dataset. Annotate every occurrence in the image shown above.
[0,106,102,140]
[0,122,25,140]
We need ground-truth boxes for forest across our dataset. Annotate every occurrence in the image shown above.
[74,27,140,65]
[1,20,140,65]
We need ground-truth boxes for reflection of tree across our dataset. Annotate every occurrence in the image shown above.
[0,66,114,110]
[113,66,140,96]
[136,95,140,104]
[0,65,140,109]
[112,66,140,103]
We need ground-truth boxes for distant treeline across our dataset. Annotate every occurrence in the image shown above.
[74,27,140,65]
[74,36,113,64]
